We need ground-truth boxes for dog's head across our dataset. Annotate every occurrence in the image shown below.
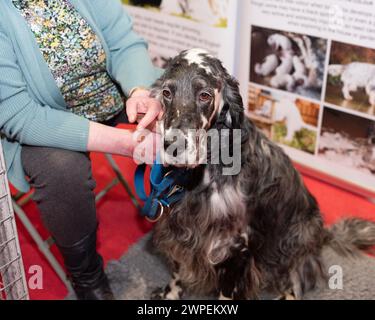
[152,48,244,167]
[327,64,344,77]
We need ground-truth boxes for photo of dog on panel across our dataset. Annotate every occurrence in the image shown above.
[148,48,375,300]
[125,0,229,27]
[326,41,375,117]
[250,26,327,101]
[318,107,375,176]
[248,86,319,154]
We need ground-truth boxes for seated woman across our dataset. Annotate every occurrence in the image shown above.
[0,0,163,300]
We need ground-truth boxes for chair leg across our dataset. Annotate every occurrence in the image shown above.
[12,200,74,294]
[95,178,119,203]
[105,154,142,211]
[16,191,34,207]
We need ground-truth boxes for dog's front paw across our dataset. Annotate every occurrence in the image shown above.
[150,287,166,300]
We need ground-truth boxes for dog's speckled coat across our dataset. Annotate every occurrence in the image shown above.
[66,234,375,300]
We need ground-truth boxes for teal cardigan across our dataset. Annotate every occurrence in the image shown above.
[0,0,162,192]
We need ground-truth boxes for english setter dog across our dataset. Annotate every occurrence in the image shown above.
[150,49,375,300]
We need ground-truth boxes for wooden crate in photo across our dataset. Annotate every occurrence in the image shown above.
[295,99,320,127]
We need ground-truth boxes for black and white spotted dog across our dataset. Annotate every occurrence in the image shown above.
[150,48,375,300]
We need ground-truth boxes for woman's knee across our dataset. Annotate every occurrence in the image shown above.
[21,146,98,245]
[21,146,96,193]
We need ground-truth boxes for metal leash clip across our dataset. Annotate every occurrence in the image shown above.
[134,159,188,223]
[145,200,168,223]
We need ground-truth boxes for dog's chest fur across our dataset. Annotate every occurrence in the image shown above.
[153,167,249,291]
[204,169,247,220]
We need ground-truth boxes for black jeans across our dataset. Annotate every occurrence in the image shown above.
[21,111,129,247]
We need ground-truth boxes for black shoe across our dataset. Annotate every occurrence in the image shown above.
[56,228,115,300]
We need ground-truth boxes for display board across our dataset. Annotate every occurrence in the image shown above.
[237,0,375,197]
[122,0,375,197]
[122,0,240,74]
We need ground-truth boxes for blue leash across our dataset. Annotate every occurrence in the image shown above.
[134,158,189,222]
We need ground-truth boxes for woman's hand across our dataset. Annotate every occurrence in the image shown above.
[87,88,163,162]
[126,88,163,130]
[87,121,160,164]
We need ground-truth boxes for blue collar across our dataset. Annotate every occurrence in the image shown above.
[134,160,190,222]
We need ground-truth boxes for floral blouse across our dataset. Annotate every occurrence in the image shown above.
[13,0,124,122]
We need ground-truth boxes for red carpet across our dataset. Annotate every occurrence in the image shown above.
[13,130,375,299]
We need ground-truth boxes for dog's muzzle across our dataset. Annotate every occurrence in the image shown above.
[162,129,205,168]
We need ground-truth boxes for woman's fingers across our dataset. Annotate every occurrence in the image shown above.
[137,102,160,130]
[136,114,159,132]
[157,110,164,120]
[126,99,152,123]
[126,99,138,123]
[126,94,162,129]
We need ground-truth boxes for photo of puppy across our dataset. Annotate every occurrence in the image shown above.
[124,0,229,27]
[325,41,375,116]
[250,26,327,100]
[318,107,375,175]
[248,85,319,154]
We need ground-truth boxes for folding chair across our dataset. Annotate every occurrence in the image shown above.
[11,153,141,295]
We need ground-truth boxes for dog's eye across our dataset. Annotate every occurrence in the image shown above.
[199,92,212,102]
[163,89,172,99]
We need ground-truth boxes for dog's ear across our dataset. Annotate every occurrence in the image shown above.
[219,69,245,130]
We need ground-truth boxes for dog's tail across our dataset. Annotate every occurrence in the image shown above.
[324,218,375,256]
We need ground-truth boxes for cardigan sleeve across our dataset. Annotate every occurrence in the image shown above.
[91,0,163,95]
[0,27,90,151]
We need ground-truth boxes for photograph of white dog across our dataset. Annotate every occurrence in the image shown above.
[326,41,375,116]
[248,85,319,154]
[250,26,327,101]
[125,0,229,27]
[319,107,375,176]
